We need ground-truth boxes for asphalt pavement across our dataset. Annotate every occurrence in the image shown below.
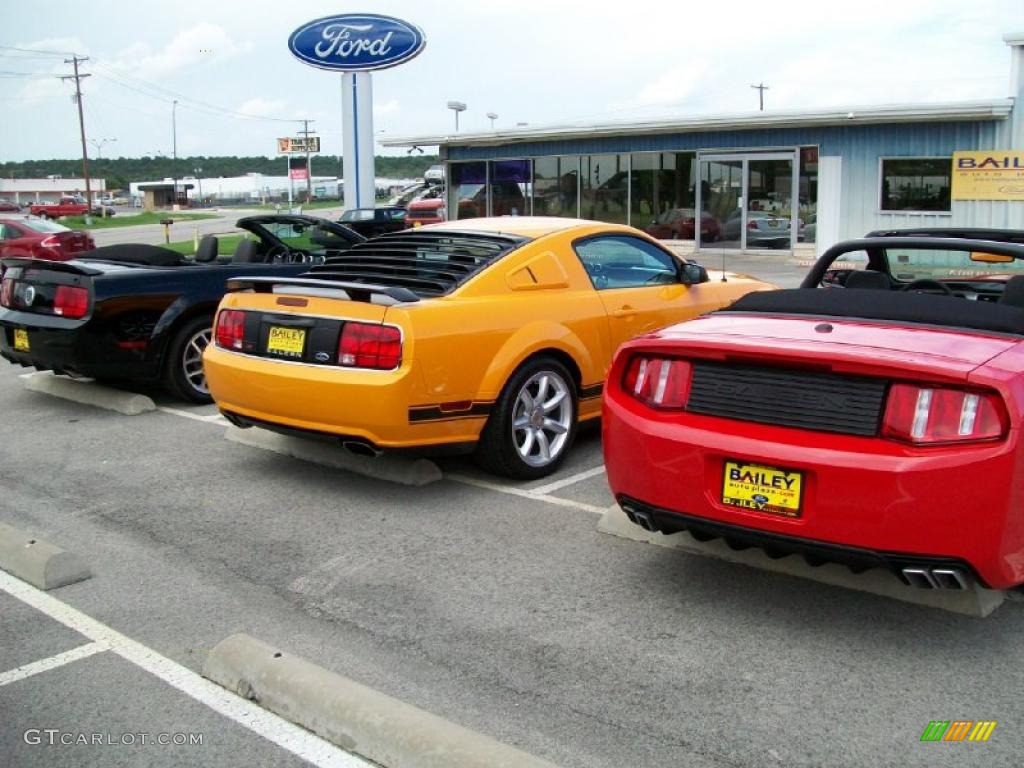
[1,325,1023,768]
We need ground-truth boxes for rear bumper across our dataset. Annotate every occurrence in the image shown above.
[204,345,486,450]
[0,312,158,380]
[602,391,1024,589]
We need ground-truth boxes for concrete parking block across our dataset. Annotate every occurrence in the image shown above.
[0,521,92,590]
[224,426,442,486]
[22,372,155,415]
[203,633,562,768]
[598,503,1006,617]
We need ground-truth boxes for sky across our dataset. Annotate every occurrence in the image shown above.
[0,0,1021,162]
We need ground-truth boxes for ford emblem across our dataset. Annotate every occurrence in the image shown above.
[315,351,331,363]
[288,14,426,72]
[22,285,35,306]
[752,494,769,505]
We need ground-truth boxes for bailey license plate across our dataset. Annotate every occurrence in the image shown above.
[721,460,803,518]
[266,326,306,358]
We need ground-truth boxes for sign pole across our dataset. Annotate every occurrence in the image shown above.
[341,72,375,212]
[287,154,293,205]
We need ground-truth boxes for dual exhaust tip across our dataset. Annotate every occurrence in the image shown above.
[621,503,972,591]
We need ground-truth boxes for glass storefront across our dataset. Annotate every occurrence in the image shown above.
[448,148,817,252]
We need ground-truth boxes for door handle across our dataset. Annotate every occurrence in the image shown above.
[611,307,637,318]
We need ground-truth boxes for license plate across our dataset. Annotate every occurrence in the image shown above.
[266,326,305,357]
[13,329,29,352]
[722,460,803,518]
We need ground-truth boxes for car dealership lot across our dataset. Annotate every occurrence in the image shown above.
[3,290,1024,768]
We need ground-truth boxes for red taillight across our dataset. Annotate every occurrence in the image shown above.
[214,309,246,350]
[0,278,13,307]
[622,356,691,409]
[338,322,401,370]
[53,285,89,318]
[747,219,759,230]
[40,235,60,248]
[882,383,1007,445]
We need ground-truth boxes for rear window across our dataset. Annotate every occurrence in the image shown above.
[309,230,527,297]
[22,219,70,234]
[341,210,376,222]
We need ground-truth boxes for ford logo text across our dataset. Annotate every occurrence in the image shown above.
[288,14,426,72]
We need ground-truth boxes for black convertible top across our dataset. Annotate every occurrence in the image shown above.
[723,288,1024,336]
[77,243,187,267]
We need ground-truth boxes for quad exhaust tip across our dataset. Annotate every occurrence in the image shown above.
[901,567,969,590]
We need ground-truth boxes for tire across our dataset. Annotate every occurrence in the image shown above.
[474,356,578,479]
[162,315,214,404]
[36,212,49,220]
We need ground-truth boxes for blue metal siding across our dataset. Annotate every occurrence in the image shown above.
[447,119,1021,239]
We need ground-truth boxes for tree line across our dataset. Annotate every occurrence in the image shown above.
[0,155,441,192]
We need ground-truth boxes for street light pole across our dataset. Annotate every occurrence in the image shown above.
[194,167,203,207]
[172,99,178,208]
[486,112,498,130]
[447,101,466,132]
[88,137,116,160]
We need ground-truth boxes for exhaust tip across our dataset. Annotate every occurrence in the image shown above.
[342,440,382,458]
[632,510,657,532]
[902,567,938,589]
[932,568,969,590]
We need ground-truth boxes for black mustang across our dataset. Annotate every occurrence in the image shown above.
[0,215,365,403]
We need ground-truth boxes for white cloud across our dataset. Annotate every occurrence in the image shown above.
[106,23,251,80]
[237,97,286,117]
[373,100,401,119]
[14,36,89,105]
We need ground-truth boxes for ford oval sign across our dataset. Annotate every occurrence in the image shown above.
[288,14,426,72]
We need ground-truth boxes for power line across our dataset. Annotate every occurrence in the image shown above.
[0,44,74,57]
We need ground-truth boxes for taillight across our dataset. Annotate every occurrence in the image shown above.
[40,235,60,248]
[338,322,401,370]
[622,356,691,408]
[882,383,1007,445]
[53,285,89,318]
[215,309,246,350]
[747,219,759,230]
[0,278,13,307]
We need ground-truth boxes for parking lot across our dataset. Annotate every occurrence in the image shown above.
[2,250,1023,768]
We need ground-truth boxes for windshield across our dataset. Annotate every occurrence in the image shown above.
[884,247,1024,280]
[22,218,71,234]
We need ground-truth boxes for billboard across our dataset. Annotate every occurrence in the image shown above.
[952,151,1024,201]
[277,137,321,154]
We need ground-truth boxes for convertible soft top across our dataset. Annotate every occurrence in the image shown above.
[723,287,1024,336]
[77,243,187,267]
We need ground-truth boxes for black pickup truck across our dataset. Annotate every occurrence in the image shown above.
[0,215,364,403]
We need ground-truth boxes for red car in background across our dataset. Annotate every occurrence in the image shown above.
[0,215,95,262]
[405,198,446,228]
[603,229,1024,592]
[645,208,720,241]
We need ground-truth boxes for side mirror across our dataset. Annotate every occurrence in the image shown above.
[680,262,709,285]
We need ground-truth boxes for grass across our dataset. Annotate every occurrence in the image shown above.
[251,199,343,212]
[163,234,247,257]
[62,211,219,230]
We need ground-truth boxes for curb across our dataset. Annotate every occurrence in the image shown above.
[22,372,156,416]
[598,504,1006,617]
[0,522,92,590]
[224,426,443,486]
[202,633,561,768]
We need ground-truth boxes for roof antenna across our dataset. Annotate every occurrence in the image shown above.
[721,247,727,282]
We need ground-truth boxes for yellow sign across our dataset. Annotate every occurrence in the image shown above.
[14,328,29,352]
[952,151,1024,201]
[276,137,321,155]
[721,460,803,518]
[267,327,306,357]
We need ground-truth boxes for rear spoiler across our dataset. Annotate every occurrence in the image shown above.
[0,257,103,276]
[226,276,420,304]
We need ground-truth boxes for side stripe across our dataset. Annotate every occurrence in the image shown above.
[921,721,949,742]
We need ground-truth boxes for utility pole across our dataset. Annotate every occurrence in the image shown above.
[299,119,315,204]
[750,82,769,111]
[172,100,178,207]
[61,55,92,208]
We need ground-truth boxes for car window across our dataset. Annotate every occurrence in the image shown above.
[574,235,679,289]
[265,223,317,251]
[342,210,375,222]
[884,247,1024,280]
[21,219,69,234]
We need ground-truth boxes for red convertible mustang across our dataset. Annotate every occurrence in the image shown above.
[603,230,1024,592]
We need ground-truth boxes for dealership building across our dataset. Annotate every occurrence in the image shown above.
[385,34,1024,254]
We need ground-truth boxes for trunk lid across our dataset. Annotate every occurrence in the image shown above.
[649,313,1018,382]
[1,259,98,318]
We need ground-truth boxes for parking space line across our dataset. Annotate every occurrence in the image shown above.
[447,473,607,515]
[157,406,224,425]
[529,465,607,495]
[0,570,371,768]
[0,641,108,687]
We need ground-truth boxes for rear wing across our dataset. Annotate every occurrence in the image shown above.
[226,276,420,304]
[1,257,103,277]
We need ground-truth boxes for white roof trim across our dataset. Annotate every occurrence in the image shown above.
[381,99,1014,148]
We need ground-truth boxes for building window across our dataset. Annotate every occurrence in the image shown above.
[449,162,487,220]
[532,156,579,217]
[879,158,951,213]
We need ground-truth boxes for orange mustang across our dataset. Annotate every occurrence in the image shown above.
[204,217,773,478]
